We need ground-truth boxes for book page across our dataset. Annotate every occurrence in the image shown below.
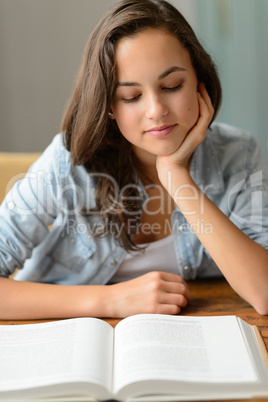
[113,314,258,394]
[0,317,113,395]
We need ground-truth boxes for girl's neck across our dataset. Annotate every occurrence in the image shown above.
[132,147,160,186]
[135,160,160,187]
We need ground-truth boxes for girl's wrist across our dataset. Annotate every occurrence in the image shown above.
[157,163,193,200]
[74,285,113,318]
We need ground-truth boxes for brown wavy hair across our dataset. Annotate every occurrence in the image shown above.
[62,0,222,251]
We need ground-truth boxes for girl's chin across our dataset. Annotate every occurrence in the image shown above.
[132,142,183,162]
[154,145,182,157]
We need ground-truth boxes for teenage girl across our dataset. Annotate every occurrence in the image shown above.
[0,0,267,319]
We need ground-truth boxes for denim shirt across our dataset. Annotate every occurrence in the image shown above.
[0,122,268,284]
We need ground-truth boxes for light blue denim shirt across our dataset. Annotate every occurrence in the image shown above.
[0,122,267,284]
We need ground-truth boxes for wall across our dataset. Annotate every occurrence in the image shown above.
[0,0,117,152]
[194,0,268,166]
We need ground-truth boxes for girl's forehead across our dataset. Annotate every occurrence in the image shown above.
[116,28,181,48]
[114,29,194,78]
[115,29,185,57]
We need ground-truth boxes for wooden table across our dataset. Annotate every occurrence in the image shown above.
[0,277,268,402]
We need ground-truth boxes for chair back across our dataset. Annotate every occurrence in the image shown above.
[0,152,41,204]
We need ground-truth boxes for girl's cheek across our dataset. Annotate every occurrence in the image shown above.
[186,95,199,125]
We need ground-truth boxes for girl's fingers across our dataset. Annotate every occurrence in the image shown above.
[198,83,215,123]
[159,292,189,308]
[160,275,191,300]
[181,84,213,153]
[156,304,182,315]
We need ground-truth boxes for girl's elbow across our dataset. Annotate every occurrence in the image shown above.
[255,305,268,316]
[252,297,268,316]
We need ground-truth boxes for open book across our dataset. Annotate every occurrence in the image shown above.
[0,314,268,401]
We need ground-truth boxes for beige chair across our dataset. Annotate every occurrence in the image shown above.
[0,152,41,204]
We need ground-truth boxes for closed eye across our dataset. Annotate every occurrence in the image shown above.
[163,83,183,91]
[121,82,183,103]
[121,95,141,104]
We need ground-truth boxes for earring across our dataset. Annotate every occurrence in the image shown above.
[108,112,114,117]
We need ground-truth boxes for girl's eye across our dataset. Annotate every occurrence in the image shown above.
[163,83,183,91]
[120,83,183,103]
[121,95,141,104]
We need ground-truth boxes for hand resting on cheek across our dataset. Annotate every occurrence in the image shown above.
[156,83,214,191]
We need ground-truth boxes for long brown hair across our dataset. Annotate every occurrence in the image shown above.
[62,0,222,251]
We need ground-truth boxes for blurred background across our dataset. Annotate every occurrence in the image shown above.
[0,0,267,166]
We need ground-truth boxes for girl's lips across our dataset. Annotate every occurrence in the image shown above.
[145,124,177,137]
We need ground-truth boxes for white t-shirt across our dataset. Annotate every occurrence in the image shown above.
[109,234,178,283]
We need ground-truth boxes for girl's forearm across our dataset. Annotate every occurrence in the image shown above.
[171,169,268,315]
[0,270,191,320]
[0,277,111,320]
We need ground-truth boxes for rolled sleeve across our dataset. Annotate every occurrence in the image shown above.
[0,134,64,277]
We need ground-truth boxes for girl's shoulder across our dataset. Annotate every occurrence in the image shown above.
[207,122,264,172]
[192,122,268,193]
[209,122,253,146]
[29,133,90,183]
[27,133,70,174]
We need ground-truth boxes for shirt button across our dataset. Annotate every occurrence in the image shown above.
[46,172,54,182]
[178,225,184,232]
[183,265,192,279]
[7,202,15,210]
[70,238,75,244]
[259,186,264,191]
[111,259,117,266]
[183,265,190,273]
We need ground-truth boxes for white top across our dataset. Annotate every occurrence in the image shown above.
[109,234,178,283]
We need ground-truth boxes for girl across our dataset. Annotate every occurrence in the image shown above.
[0,0,267,319]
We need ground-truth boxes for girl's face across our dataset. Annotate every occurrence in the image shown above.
[111,28,199,166]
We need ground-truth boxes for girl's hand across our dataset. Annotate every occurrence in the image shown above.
[156,83,214,190]
[107,271,190,317]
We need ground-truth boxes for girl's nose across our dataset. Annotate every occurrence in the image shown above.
[145,93,168,120]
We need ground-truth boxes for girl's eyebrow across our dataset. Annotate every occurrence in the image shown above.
[159,65,186,79]
[117,65,186,88]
